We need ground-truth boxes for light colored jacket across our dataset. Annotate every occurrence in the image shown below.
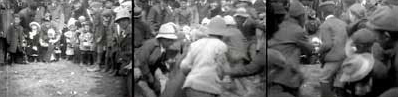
[180,37,229,94]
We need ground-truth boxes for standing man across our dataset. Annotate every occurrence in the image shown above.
[147,0,168,34]
[317,1,349,97]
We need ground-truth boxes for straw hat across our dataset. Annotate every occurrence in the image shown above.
[155,23,178,40]
[29,22,41,29]
[115,9,131,23]
[233,7,250,17]
[319,1,336,7]
[339,53,375,82]
[206,17,229,36]
[223,15,237,25]
[89,1,102,8]
[201,18,211,25]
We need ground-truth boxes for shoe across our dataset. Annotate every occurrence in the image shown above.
[87,65,100,72]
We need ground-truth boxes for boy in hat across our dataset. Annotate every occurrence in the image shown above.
[26,22,41,63]
[175,0,192,26]
[6,14,26,64]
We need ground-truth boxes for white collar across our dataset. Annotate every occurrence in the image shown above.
[325,15,335,20]
[160,45,166,53]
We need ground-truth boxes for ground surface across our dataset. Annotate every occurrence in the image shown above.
[0,60,128,97]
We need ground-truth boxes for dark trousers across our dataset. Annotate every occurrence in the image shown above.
[39,47,48,62]
[185,88,219,97]
[74,49,81,64]
[9,51,24,64]
[82,51,94,65]
[0,38,6,64]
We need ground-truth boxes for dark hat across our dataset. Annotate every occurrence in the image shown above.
[102,9,114,17]
[206,16,229,36]
[289,0,305,17]
[366,5,398,31]
[351,28,378,45]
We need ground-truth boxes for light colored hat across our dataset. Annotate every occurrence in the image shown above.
[206,16,229,36]
[156,23,178,39]
[90,1,102,8]
[78,16,86,21]
[115,9,131,22]
[289,0,305,17]
[67,18,77,27]
[224,15,236,25]
[29,22,41,29]
[319,1,336,7]
[201,18,211,25]
[348,3,366,19]
[366,5,398,31]
[233,7,250,17]
[339,53,375,82]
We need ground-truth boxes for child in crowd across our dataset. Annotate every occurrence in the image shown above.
[40,12,52,63]
[79,22,94,66]
[64,18,78,61]
[48,28,62,62]
[26,22,41,63]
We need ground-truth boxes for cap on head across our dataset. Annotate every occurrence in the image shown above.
[289,0,305,17]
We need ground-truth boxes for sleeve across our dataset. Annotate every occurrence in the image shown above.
[226,48,266,77]
[135,40,156,75]
[295,31,314,55]
[147,7,158,31]
[180,43,195,74]
[318,24,333,54]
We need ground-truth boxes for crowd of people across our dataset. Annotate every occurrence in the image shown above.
[0,0,132,97]
[134,0,265,97]
[268,0,398,97]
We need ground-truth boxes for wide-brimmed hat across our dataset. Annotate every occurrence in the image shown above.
[115,9,131,23]
[206,17,229,36]
[319,1,336,7]
[223,15,236,25]
[366,5,398,31]
[339,53,375,82]
[89,1,102,8]
[29,22,41,29]
[233,7,250,17]
[155,23,178,40]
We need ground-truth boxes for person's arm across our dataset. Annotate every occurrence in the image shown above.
[147,6,158,31]
[318,24,333,54]
[295,31,314,55]
[180,43,195,75]
[224,48,266,77]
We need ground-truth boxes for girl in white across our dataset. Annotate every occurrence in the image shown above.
[64,18,78,61]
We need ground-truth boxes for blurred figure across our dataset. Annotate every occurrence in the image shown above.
[6,14,26,64]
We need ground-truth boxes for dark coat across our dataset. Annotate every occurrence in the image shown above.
[26,32,40,56]
[318,16,348,62]
[147,4,173,31]
[134,19,154,48]
[18,7,35,34]
[268,17,313,68]
[6,23,24,53]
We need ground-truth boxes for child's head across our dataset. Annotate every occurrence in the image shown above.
[29,22,41,31]
[105,0,114,8]
[78,16,86,23]
[82,22,91,32]
[44,12,51,21]
[67,18,78,31]
[14,14,21,24]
